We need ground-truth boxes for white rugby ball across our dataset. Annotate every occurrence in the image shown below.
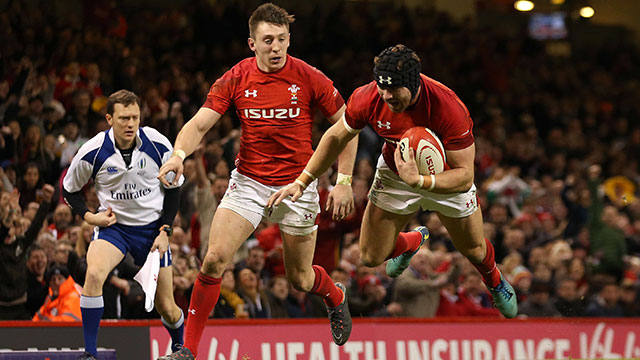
[398,127,447,175]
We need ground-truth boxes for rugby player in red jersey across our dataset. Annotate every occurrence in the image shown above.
[156,4,357,359]
[270,44,517,320]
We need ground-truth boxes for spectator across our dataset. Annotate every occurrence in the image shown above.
[518,279,561,317]
[33,264,82,321]
[48,204,72,240]
[0,185,54,320]
[236,268,270,319]
[585,282,625,317]
[213,269,248,319]
[17,162,42,209]
[394,249,461,317]
[234,246,269,288]
[267,275,301,318]
[26,245,49,316]
[587,165,627,280]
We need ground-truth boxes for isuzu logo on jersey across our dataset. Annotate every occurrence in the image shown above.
[244,89,257,98]
[377,120,391,129]
[243,108,301,119]
[288,84,299,104]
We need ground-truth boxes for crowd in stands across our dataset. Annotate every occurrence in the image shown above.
[1,0,640,321]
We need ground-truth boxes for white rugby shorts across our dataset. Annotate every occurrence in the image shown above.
[218,169,320,235]
[368,155,478,218]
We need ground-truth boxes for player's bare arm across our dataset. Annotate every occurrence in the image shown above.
[395,143,475,193]
[325,105,358,220]
[158,107,222,186]
[268,118,357,207]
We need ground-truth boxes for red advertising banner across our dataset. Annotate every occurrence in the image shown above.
[149,318,640,360]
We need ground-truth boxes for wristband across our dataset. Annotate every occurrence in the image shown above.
[302,169,317,181]
[427,174,436,191]
[294,179,308,190]
[336,173,352,186]
[415,175,424,189]
[173,149,186,161]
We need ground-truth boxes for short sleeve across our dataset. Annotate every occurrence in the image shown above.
[438,97,474,151]
[309,67,345,118]
[344,86,370,132]
[63,142,98,193]
[202,69,237,115]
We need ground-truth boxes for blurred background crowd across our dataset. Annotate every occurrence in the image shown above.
[1,0,640,321]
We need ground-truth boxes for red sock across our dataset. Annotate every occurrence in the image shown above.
[184,272,221,356]
[310,265,343,308]
[385,231,423,260]
[471,238,501,288]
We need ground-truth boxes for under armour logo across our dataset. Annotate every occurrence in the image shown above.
[304,213,313,220]
[245,89,257,98]
[466,198,475,209]
[378,76,392,85]
[189,309,196,315]
[377,120,391,129]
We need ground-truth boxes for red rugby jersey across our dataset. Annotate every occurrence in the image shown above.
[345,74,474,172]
[203,55,344,185]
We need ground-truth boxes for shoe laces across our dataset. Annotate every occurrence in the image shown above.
[329,307,344,330]
[493,282,514,301]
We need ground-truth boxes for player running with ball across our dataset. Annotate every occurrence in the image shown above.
[270,44,518,319]
[157,4,358,359]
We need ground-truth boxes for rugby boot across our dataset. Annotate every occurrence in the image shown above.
[385,226,429,278]
[326,282,352,346]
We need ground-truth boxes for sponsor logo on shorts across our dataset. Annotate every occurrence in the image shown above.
[229,183,238,191]
[373,178,384,190]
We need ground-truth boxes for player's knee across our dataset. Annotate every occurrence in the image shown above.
[84,267,108,288]
[201,251,227,277]
[461,243,484,263]
[155,297,175,319]
[360,251,384,268]
[287,272,313,292]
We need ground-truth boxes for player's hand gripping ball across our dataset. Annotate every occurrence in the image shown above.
[398,127,447,175]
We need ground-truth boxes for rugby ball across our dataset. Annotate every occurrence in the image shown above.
[398,127,446,175]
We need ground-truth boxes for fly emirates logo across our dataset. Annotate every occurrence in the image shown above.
[242,108,300,119]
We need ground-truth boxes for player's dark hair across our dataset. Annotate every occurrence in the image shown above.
[373,44,422,98]
[106,89,141,116]
[248,3,295,39]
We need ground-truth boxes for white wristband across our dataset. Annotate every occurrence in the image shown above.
[294,179,308,189]
[302,169,317,181]
[415,175,424,189]
[427,174,436,191]
[336,173,352,186]
[173,149,186,161]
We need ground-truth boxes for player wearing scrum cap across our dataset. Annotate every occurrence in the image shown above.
[157,3,358,358]
[270,44,518,319]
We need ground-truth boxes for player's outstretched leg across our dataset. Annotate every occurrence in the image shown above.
[385,226,430,277]
[326,282,352,346]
